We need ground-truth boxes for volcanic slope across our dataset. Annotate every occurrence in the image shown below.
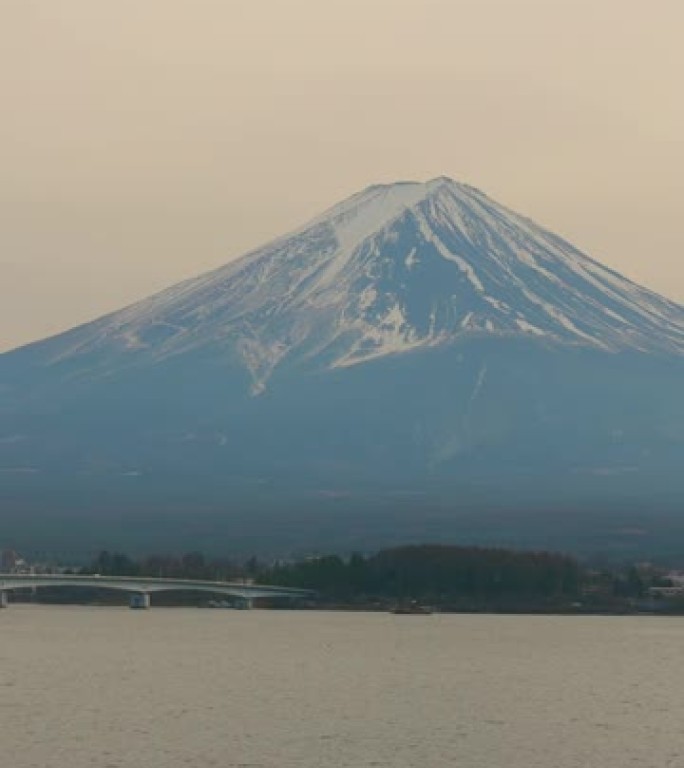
[1,178,683,552]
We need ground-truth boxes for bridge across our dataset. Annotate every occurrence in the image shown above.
[0,573,314,609]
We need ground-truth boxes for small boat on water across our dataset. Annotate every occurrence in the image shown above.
[206,599,251,609]
[390,601,433,615]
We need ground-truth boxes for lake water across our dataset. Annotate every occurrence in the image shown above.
[2,606,683,767]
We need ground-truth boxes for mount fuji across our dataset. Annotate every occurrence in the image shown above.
[1,178,683,555]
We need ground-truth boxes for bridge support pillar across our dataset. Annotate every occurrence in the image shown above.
[0,591,8,609]
[129,593,151,610]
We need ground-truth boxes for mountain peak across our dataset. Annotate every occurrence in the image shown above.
[7,178,683,395]
[307,176,486,260]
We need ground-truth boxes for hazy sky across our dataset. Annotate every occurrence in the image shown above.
[2,0,683,351]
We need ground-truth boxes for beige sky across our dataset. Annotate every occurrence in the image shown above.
[2,0,683,352]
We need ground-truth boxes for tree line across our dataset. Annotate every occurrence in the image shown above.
[76,545,597,605]
[76,543,676,610]
[263,545,581,606]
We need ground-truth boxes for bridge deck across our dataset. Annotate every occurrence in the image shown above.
[0,573,313,599]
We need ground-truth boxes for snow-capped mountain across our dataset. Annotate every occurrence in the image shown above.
[20,177,683,393]
[1,178,683,554]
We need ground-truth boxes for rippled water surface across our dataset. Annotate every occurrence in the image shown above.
[2,607,684,767]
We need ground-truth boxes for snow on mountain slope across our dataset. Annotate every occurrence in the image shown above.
[20,177,684,394]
